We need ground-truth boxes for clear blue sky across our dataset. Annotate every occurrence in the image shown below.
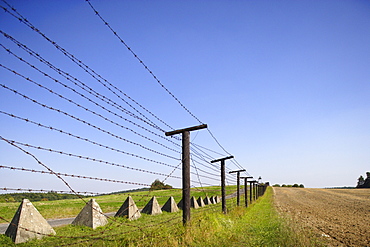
[0,0,369,193]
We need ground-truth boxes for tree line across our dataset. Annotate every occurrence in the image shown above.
[272,184,305,188]
[0,192,87,203]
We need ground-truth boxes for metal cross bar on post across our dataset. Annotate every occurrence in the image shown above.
[240,176,253,207]
[210,155,234,214]
[165,124,207,225]
[229,169,246,206]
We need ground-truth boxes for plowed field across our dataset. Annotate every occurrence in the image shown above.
[274,187,370,246]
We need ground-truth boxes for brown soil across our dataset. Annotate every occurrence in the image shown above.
[274,187,370,247]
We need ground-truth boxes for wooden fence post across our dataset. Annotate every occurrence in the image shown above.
[249,180,257,202]
[165,124,207,225]
[229,169,246,206]
[254,181,258,200]
[240,176,253,207]
[211,156,234,214]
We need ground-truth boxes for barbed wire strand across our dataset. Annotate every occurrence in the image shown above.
[0,187,99,196]
[5,139,182,180]
[0,136,87,203]
[0,165,151,187]
[2,1,249,177]
[0,3,172,134]
[0,29,234,180]
[0,79,180,162]
[206,128,249,175]
[85,0,203,125]
[84,1,249,175]
[0,110,182,170]
[0,32,168,134]
[4,139,228,186]
[0,136,215,185]
[0,43,182,154]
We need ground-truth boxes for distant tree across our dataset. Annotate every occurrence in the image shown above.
[281,184,286,187]
[150,179,173,191]
[357,172,370,188]
[357,175,365,187]
[299,184,305,188]
[272,184,280,187]
[0,192,87,202]
[292,184,299,187]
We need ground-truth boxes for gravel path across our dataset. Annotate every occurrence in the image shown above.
[274,187,370,247]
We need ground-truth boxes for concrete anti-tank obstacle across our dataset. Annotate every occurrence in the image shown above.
[177,198,184,209]
[141,196,162,215]
[72,199,108,229]
[215,196,221,203]
[210,196,216,204]
[203,196,212,205]
[161,196,179,213]
[5,199,56,244]
[197,197,205,207]
[190,196,199,209]
[115,196,141,220]
[178,197,199,209]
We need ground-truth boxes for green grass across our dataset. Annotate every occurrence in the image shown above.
[0,186,325,246]
[0,186,230,221]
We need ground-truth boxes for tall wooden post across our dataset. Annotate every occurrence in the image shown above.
[248,181,252,202]
[240,176,253,207]
[182,131,190,222]
[165,124,207,225]
[257,176,262,198]
[229,169,246,206]
[211,155,234,214]
[249,180,256,203]
[254,181,258,200]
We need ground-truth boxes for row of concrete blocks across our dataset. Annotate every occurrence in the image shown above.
[117,195,221,221]
[5,195,221,244]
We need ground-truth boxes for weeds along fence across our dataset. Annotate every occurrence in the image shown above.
[0,0,267,245]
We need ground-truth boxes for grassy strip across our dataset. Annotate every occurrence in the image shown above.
[0,186,233,221]
[186,186,325,246]
[0,186,325,246]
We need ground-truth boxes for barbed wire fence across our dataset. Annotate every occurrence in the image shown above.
[0,0,262,245]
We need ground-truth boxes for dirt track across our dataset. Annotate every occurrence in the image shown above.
[274,187,370,246]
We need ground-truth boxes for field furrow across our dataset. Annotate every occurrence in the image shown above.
[274,187,370,247]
